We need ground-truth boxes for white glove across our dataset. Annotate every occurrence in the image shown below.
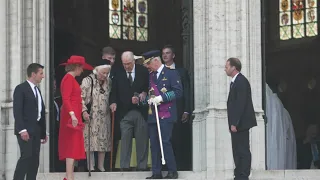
[148,98,154,105]
[152,95,163,105]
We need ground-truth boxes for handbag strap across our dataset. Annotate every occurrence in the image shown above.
[87,76,94,103]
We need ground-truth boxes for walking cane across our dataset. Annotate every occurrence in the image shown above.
[110,111,115,171]
[88,115,92,176]
[88,115,92,177]
[154,103,166,165]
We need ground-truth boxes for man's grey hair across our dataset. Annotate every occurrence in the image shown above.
[151,56,161,63]
[121,51,135,62]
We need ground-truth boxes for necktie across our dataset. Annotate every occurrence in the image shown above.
[154,71,158,80]
[230,82,234,91]
[128,72,133,85]
[34,86,39,102]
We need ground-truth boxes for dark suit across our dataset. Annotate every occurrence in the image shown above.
[147,66,183,175]
[227,73,257,180]
[109,64,149,169]
[13,81,46,180]
[170,65,192,170]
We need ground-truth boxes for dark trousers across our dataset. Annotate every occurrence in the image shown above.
[13,125,41,180]
[231,130,251,180]
[172,121,192,170]
[149,121,177,175]
[120,110,149,169]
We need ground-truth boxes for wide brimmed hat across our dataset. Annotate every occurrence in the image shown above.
[60,55,94,70]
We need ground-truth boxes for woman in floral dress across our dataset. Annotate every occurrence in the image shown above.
[81,62,112,172]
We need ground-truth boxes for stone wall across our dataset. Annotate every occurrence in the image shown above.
[0,0,50,179]
[193,0,265,179]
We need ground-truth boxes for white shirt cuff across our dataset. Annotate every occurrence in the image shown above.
[19,129,27,134]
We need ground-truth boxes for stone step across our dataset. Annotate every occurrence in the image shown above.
[36,170,320,180]
[37,171,197,180]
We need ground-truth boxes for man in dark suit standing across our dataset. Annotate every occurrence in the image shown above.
[225,58,257,180]
[162,45,192,170]
[109,51,149,171]
[13,63,48,180]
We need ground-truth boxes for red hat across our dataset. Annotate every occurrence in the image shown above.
[60,55,94,70]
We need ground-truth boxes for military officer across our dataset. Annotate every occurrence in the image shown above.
[142,50,182,179]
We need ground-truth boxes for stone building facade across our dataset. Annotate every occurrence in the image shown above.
[0,0,319,179]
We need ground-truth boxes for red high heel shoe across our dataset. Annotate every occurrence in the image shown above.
[63,178,67,180]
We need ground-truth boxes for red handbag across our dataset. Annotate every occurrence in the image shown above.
[67,118,85,131]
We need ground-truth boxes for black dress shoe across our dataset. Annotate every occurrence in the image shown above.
[146,174,163,179]
[164,172,178,179]
[136,168,148,171]
[120,168,130,172]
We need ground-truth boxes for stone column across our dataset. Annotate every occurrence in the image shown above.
[202,0,264,179]
[4,0,25,179]
[38,0,51,173]
[192,0,209,173]
[0,0,8,179]
[2,0,51,179]
[246,0,265,171]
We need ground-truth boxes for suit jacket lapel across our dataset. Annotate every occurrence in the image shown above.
[25,81,38,104]
[121,69,131,87]
[227,74,241,101]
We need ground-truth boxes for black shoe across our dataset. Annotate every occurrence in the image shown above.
[164,172,178,179]
[120,168,130,172]
[146,174,163,179]
[136,168,148,171]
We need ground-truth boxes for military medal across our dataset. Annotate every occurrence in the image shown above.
[160,87,167,93]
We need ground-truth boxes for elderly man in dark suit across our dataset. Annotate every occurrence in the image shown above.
[225,58,257,180]
[109,51,149,171]
[162,45,192,170]
[143,50,183,179]
[13,63,48,180]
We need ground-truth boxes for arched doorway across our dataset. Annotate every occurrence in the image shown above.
[49,0,194,172]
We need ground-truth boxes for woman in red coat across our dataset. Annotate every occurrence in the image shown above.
[59,55,93,180]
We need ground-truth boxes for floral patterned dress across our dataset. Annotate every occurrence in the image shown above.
[81,74,112,152]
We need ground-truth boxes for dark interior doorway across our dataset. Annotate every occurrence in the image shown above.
[49,0,194,172]
[263,0,320,170]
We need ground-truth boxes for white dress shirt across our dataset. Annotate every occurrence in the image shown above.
[20,81,42,134]
[156,64,165,79]
[166,63,176,69]
[231,72,240,83]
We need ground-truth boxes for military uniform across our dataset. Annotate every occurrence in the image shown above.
[142,50,183,179]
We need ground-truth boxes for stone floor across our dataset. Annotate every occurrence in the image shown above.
[36,170,320,180]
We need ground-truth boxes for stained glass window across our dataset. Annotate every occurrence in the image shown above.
[109,0,148,41]
[279,0,318,40]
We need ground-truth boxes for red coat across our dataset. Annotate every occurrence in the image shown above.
[58,73,86,160]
